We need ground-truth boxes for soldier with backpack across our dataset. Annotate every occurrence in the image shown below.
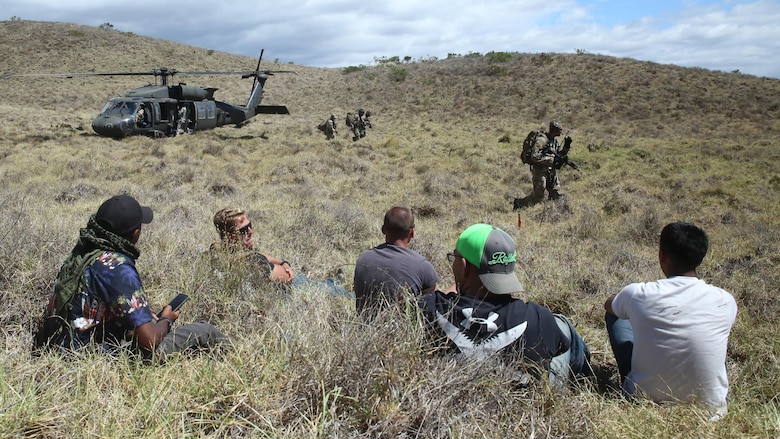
[513,120,574,210]
[348,108,367,141]
[318,114,338,140]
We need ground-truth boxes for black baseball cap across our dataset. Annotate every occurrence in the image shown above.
[96,195,153,235]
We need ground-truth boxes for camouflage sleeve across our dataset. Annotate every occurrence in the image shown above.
[529,135,555,166]
[559,138,571,156]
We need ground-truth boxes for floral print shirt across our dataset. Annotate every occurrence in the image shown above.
[60,250,154,350]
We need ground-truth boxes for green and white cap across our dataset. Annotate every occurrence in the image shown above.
[456,223,524,295]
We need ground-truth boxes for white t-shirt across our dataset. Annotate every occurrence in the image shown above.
[611,276,737,409]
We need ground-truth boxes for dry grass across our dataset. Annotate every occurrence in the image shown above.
[1,20,779,437]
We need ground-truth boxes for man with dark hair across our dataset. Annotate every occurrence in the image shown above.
[419,224,591,386]
[354,206,440,314]
[605,221,737,418]
[35,195,230,359]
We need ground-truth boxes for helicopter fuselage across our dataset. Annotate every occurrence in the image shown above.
[90,80,288,138]
[91,84,229,138]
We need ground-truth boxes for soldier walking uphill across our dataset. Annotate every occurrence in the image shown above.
[513,120,577,210]
[347,108,367,141]
[318,114,338,140]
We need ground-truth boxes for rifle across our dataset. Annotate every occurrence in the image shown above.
[554,153,580,171]
[542,142,580,171]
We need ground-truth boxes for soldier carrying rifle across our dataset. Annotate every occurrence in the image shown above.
[513,120,578,210]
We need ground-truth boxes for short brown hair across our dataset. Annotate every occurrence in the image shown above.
[383,206,415,235]
[213,208,246,238]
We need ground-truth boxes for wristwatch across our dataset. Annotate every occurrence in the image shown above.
[158,317,173,330]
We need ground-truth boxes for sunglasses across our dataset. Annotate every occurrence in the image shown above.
[446,252,461,263]
[236,221,252,236]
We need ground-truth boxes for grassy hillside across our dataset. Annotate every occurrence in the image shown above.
[1,20,779,437]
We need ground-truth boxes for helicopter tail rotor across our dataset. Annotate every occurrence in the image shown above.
[251,49,264,96]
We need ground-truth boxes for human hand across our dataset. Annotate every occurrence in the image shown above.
[156,305,181,322]
[270,261,294,283]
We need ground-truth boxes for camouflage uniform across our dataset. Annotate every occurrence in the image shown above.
[135,106,148,127]
[514,121,571,209]
[319,114,337,139]
[176,106,190,135]
[352,109,366,141]
[364,111,372,129]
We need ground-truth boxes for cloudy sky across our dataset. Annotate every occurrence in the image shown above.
[5,0,779,78]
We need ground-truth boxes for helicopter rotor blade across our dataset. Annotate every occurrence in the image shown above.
[1,71,161,79]
[1,67,297,82]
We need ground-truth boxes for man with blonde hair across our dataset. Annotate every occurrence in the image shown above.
[210,207,349,296]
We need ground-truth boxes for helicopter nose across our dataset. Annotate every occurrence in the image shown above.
[92,116,130,138]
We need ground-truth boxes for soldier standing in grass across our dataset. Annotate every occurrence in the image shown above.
[513,120,573,210]
[34,195,231,359]
[318,114,338,140]
[351,108,367,141]
[605,221,737,420]
[353,206,440,317]
[363,110,372,129]
[418,223,591,387]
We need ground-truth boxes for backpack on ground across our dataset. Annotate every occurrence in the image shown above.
[521,129,544,164]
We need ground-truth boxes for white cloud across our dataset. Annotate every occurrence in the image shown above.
[4,0,779,77]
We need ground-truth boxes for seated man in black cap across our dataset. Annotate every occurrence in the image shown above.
[35,195,230,359]
[418,223,590,386]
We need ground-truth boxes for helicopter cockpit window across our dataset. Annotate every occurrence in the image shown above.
[195,102,206,120]
[98,100,139,118]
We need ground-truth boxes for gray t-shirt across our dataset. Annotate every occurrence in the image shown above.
[354,243,440,313]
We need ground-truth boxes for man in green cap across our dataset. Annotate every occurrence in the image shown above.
[418,223,590,386]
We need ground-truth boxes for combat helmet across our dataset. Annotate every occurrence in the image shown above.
[549,120,564,131]
[358,108,365,115]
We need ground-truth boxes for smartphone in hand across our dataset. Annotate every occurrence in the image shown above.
[157,293,190,319]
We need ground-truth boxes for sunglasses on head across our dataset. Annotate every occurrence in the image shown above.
[236,221,252,236]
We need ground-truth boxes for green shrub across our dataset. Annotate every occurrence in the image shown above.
[342,65,366,74]
[389,65,408,82]
[486,51,512,63]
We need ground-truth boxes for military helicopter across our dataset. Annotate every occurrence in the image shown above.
[2,50,292,138]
